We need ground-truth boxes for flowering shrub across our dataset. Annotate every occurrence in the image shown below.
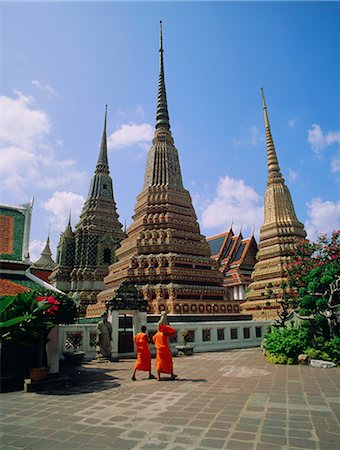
[36,296,60,316]
[284,231,340,338]
[1,290,77,371]
[263,231,340,365]
[0,290,76,343]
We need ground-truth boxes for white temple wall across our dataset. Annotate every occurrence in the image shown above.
[59,319,271,359]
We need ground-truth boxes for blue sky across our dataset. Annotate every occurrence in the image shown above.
[1,1,339,261]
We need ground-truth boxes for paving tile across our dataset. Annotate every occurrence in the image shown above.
[139,445,161,450]
[255,444,282,450]
[287,429,313,439]
[260,434,288,446]
[0,350,339,450]
[288,438,318,449]
[199,438,225,449]
[319,444,340,450]
[210,421,233,430]
[107,438,138,449]
[226,440,255,449]
[6,436,41,448]
[235,424,259,433]
[204,429,230,439]
[261,426,286,436]
[25,438,65,449]
[230,431,257,441]
[288,421,314,430]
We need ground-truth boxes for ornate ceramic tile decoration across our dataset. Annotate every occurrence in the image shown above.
[242,89,307,320]
[50,106,125,315]
[0,202,32,262]
[88,22,236,319]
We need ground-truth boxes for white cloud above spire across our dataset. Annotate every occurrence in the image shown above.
[107,123,153,150]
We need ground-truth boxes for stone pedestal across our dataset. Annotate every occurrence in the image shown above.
[46,326,60,374]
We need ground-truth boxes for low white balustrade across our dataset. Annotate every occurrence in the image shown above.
[60,319,271,360]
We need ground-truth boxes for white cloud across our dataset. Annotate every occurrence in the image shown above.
[32,80,57,98]
[307,124,340,155]
[305,197,340,241]
[232,126,263,148]
[108,123,153,150]
[288,117,298,129]
[29,239,45,262]
[0,92,86,199]
[200,176,263,237]
[287,168,298,183]
[1,91,50,147]
[331,157,340,173]
[43,191,85,231]
[29,237,57,262]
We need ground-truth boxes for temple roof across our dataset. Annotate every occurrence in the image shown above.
[33,235,56,270]
[0,267,63,297]
[207,228,258,286]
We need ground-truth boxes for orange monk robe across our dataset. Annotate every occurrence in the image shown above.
[134,332,151,372]
[152,324,176,374]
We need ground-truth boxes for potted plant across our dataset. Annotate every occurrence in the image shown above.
[175,330,194,356]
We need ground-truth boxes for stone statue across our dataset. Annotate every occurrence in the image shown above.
[157,311,169,326]
[96,312,112,360]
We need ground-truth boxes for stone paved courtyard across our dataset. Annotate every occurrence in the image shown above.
[0,348,339,450]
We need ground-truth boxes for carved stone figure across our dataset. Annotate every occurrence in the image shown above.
[96,312,112,360]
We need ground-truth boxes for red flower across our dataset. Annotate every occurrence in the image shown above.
[36,295,60,316]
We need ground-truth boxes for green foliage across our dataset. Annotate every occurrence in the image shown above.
[265,354,294,365]
[264,325,340,366]
[264,231,340,365]
[263,325,309,363]
[33,289,77,325]
[0,290,76,343]
[305,337,340,365]
[286,231,339,333]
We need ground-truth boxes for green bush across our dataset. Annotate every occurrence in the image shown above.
[264,326,340,366]
[0,290,76,343]
[266,354,294,365]
[263,325,309,363]
[305,337,340,365]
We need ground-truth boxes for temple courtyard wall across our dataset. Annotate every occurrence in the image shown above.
[60,319,271,361]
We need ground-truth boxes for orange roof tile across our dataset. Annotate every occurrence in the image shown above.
[0,279,31,296]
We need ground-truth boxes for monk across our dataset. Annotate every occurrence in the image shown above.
[131,325,155,381]
[152,313,177,381]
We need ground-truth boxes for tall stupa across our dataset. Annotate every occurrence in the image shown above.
[50,107,126,314]
[241,88,307,319]
[86,22,235,319]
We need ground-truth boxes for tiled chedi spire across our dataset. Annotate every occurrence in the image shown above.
[242,88,306,319]
[87,22,233,319]
[50,108,125,314]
